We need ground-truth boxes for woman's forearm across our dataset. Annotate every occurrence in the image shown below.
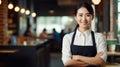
[64,59,89,67]
[72,52,105,66]
[73,55,105,66]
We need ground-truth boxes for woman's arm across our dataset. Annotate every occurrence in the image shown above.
[64,52,105,67]
[72,52,105,66]
[64,59,89,67]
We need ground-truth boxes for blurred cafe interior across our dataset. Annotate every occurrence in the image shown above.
[0,0,120,67]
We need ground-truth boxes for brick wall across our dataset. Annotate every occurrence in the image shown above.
[0,0,8,45]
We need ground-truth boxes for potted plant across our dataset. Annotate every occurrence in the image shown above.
[107,39,118,52]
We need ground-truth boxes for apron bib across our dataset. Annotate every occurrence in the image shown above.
[71,31,97,67]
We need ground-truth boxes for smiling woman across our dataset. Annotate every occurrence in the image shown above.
[61,2,107,67]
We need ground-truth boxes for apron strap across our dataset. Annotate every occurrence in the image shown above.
[91,31,96,46]
[71,30,76,46]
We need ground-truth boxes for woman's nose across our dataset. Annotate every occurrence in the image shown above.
[82,16,86,21]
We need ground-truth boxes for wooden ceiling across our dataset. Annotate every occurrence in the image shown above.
[33,0,91,16]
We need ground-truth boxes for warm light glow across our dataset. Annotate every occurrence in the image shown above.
[14,6,20,12]
[32,12,36,17]
[49,10,55,14]
[0,0,2,5]
[25,10,30,15]
[92,0,101,5]
[8,3,14,9]
[20,8,25,13]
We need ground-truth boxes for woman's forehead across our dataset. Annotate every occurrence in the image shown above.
[77,7,90,13]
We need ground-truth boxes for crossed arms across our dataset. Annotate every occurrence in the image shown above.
[64,52,105,67]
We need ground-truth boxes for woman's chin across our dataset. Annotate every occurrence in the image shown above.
[82,26,89,29]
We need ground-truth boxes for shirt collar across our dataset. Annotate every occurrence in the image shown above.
[76,29,91,37]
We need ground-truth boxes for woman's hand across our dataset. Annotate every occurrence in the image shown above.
[72,55,81,61]
[95,51,103,58]
[72,55,89,66]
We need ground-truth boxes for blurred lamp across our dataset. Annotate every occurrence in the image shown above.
[32,12,36,17]
[14,6,20,12]
[25,10,30,15]
[0,0,2,5]
[8,3,14,9]
[49,10,55,14]
[20,8,25,13]
[92,0,101,5]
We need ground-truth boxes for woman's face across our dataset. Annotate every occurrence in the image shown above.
[75,7,94,29]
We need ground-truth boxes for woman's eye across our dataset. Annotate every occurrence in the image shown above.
[79,15,82,17]
[86,14,91,17]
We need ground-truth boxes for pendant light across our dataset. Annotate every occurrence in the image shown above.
[0,0,2,5]
[8,3,14,9]
[92,0,101,5]
[14,6,20,12]
[32,12,36,17]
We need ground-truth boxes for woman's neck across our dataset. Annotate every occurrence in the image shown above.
[78,27,89,32]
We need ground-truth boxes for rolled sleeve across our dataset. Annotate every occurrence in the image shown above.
[96,33,108,62]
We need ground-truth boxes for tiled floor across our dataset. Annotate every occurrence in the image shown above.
[50,52,120,67]
[50,52,64,67]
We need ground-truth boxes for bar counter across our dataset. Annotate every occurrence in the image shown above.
[0,40,51,67]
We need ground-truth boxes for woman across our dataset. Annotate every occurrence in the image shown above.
[61,2,107,67]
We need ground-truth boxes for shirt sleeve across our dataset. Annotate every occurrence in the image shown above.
[96,33,108,62]
[61,34,72,64]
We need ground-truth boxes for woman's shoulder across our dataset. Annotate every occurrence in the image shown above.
[93,31,104,38]
[94,32,102,35]
[63,32,74,38]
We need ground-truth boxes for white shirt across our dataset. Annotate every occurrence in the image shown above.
[61,29,107,64]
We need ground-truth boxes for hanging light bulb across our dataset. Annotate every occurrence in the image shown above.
[0,0,2,5]
[20,8,25,13]
[92,0,101,5]
[8,3,14,9]
[25,10,30,15]
[14,6,20,12]
[32,12,36,17]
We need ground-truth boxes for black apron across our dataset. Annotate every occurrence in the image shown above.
[71,30,97,67]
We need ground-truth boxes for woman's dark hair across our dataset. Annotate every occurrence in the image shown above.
[74,2,94,16]
[74,2,94,31]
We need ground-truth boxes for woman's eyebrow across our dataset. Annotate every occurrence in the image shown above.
[77,13,91,14]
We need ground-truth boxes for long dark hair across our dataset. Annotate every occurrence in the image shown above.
[74,2,94,31]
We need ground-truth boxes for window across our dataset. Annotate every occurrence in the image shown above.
[36,16,76,36]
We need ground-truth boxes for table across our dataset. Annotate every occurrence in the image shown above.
[107,51,120,63]
[108,51,120,56]
[0,50,18,53]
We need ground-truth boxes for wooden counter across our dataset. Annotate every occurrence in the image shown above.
[107,51,120,63]
[0,40,50,67]
[108,51,120,56]
[0,50,18,53]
